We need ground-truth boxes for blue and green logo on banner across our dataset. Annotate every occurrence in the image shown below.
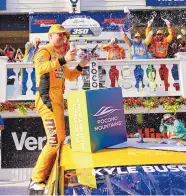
[0,0,6,10]
[67,88,127,153]
[146,0,186,6]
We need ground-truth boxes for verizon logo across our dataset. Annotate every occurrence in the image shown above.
[12,132,46,151]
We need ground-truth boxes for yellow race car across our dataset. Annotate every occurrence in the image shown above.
[45,139,186,196]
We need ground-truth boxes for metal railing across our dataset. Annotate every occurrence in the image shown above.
[1,53,186,102]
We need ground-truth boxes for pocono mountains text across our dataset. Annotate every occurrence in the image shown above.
[73,97,85,150]
[92,106,123,131]
[94,116,123,131]
[92,165,186,176]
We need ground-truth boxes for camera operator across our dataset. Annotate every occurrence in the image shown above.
[159,114,186,140]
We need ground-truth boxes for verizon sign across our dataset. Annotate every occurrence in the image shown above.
[12,132,46,151]
[1,118,46,168]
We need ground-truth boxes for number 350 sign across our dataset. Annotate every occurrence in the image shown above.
[71,28,91,36]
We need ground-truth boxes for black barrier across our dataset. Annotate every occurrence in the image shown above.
[1,118,45,168]
[1,116,70,168]
[1,113,186,168]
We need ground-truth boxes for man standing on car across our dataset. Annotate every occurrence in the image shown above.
[29,24,91,192]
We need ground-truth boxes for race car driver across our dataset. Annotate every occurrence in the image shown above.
[29,24,91,191]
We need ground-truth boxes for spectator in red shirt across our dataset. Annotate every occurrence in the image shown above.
[4,45,16,59]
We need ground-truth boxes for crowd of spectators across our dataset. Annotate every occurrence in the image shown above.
[0,38,41,93]
[0,30,185,90]
[0,37,41,63]
[0,29,186,63]
[0,45,23,62]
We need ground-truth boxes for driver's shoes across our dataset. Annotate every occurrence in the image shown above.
[29,180,46,191]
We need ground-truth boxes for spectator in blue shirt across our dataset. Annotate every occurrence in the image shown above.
[22,38,41,95]
[0,115,4,131]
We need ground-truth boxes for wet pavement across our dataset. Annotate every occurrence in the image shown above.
[0,181,30,195]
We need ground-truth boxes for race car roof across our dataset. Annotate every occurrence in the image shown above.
[60,144,186,170]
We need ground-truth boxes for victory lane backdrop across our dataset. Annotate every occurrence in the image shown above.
[30,11,129,34]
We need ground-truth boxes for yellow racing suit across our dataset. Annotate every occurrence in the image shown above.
[32,44,82,183]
